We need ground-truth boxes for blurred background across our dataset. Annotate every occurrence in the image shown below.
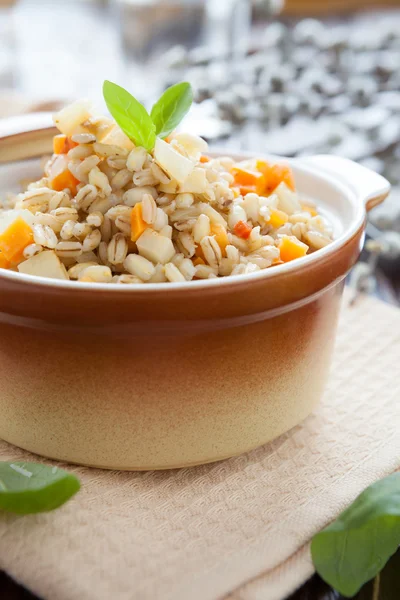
[0,0,399,302]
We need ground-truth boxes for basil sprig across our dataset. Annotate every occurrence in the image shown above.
[151,82,193,139]
[311,472,400,597]
[103,80,193,151]
[0,461,80,514]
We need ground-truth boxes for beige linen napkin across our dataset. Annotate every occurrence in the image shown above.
[0,292,399,600]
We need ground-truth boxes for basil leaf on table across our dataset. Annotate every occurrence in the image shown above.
[151,82,193,139]
[0,462,80,514]
[103,80,156,151]
[311,472,400,598]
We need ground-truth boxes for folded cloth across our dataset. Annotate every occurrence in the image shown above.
[0,292,399,600]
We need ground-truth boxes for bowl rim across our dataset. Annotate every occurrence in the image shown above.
[0,151,366,294]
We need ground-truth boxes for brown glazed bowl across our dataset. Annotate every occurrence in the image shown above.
[0,116,390,469]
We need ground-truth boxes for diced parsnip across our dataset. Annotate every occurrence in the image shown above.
[275,182,302,215]
[131,203,148,242]
[278,236,309,262]
[179,168,208,194]
[267,209,288,229]
[83,116,115,142]
[100,125,135,151]
[0,216,34,262]
[136,229,175,265]
[0,252,10,269]
[154,137,194,184]
[210,223,229,256]
[53,100,93,136]
[0,209,35,234]
[171,133,208,161]
[18,250,69,280]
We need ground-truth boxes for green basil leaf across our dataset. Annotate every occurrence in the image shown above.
[0,462,80,514]
[150,82,193,139]
[311,473,400,598]
[103,80,156,151]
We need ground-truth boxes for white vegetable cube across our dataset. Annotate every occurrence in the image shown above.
[179,168,208,194]
[18,250,69,280]
[0,209,35,234]
[154,138,194,183]
[53,100,93,136]
[136,229,175,265]
[171,133,208,161]
[100,125,135,151]
[275,182,302,215]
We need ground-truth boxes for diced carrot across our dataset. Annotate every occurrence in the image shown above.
[301,204,318,217]
[53,134,78,155]
[232,167,266,195]
[279,236,309,262]
[256,160,296,194]
[199,155,210,163]
[0,252,10,269]
[50,169,80,195]
[195,245,206,261]
[239,185,257,197]
[234,220,252,240]
[0,217,33,263]
[210,223,229,256]
[267,209,288,229]
[192,256,205,266]
[130,203,148,242]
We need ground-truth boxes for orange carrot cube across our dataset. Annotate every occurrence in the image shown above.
[279,236,309,262]
[0,217,34,263]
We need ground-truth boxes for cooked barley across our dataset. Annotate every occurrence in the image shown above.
[107,233,128,265]
[73,223,92,240]
[124,254,155,281]
[126,147,147,172]
[142,194,157,225]
[55,241,83,258]
[23,243,43,259]
[178,258,196,281]
[164,262,186,283]
[200,235,222,269]
[195,264,218,279]
[86,211,104,227]
[71,133,96,144]
[67,145,94,160]
[304,230,331,249]
[82,229,102,252]
[111,168,132,190]
[78,265,112,283]
[68,261,99,280]
[89,167,112,195]
[116,274,144,284]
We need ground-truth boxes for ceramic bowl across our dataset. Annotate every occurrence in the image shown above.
[0,115,390,469]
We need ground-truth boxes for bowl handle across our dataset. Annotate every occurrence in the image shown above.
[298,155,390,212]
[0,113,57,164]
